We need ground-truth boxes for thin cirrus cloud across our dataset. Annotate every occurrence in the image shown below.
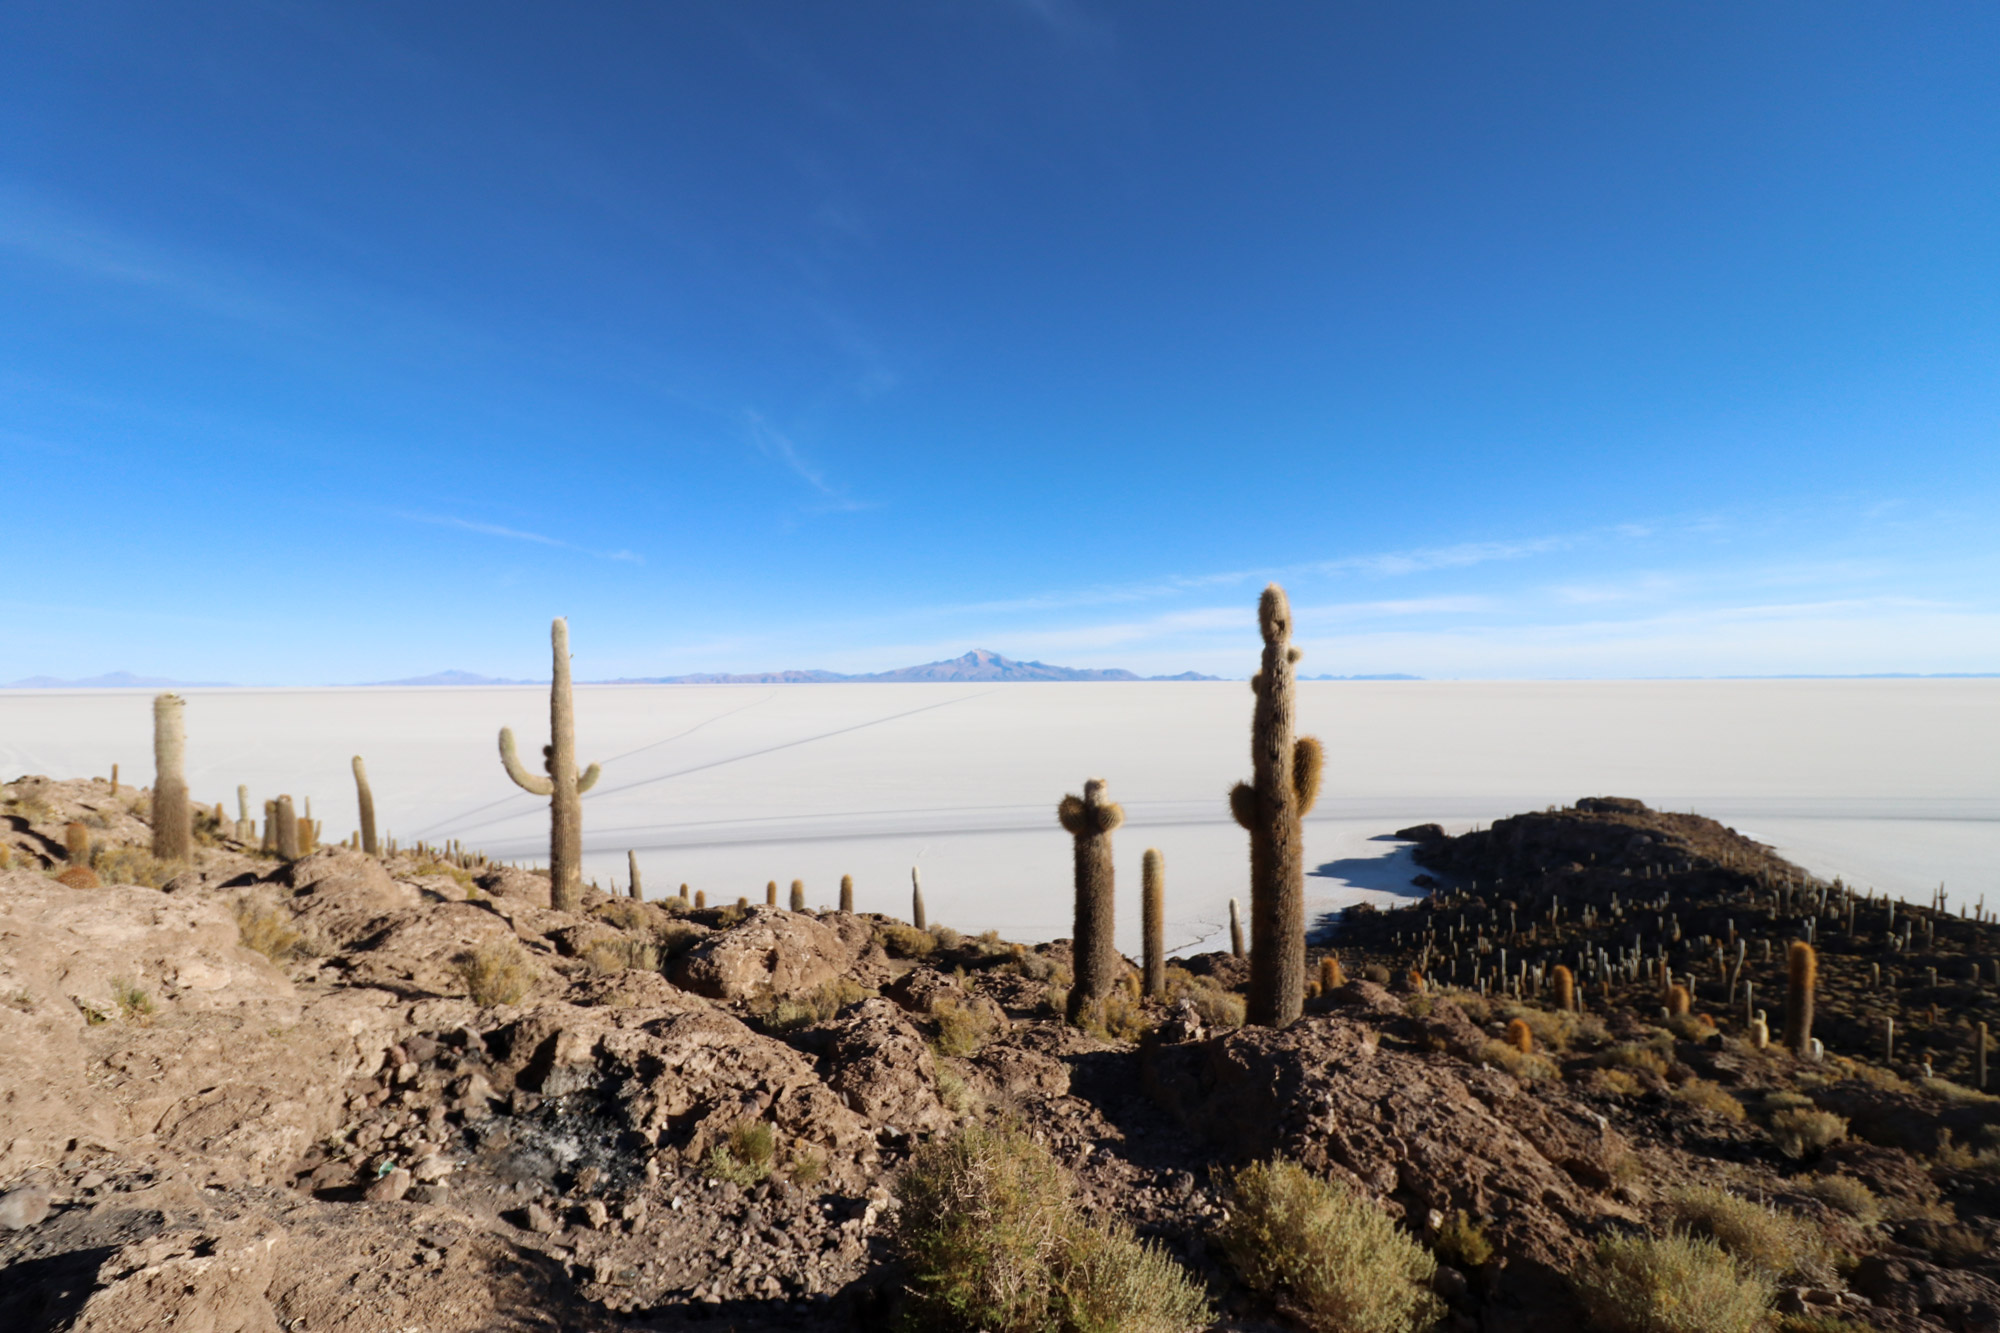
[743,410,871,512]
[395,511,643,564]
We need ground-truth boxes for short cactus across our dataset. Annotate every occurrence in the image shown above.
[1141,848,1165,1000]
[1058,777,1124,1024]
[498,617,602,913]
[694,889,707,909]
[110,763,119,796]
[275,795,300,861]
[1319,955,1344,990]
[1784,941,1817,1057]
[151,693,192,861]
[839,874,854,913]
[1228,896,1245,959]
[236,785,251,842]
[627,850,643,901]
[790,878,806,911]
[64,822,91,866]
[1229,585,1324,1028]
[261,800,276,853]
[1553,963,1575,1013]
[352,756,379,856]
[911,867,927,930]
[1667,983,1691,1016]
[766,880,778,907]
[1505,1017,1533,1053]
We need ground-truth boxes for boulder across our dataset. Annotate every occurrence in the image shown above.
[821,998,951,1133]
[669,907,858,1001]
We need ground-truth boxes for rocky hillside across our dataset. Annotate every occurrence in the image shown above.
[2,778,1996,1331]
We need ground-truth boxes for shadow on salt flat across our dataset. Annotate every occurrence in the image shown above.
[1306,836,1431,942]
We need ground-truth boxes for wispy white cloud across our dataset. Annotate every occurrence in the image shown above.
[395,512,643,564]
[744,410,871,511]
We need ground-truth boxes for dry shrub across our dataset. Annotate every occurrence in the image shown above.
[1665,1013,1716,1043]
[233,898,309,963]
[707,1119,775,1187]
[1499,1003,1606,1051]
[1164,972,1245,1030]
[581,935,659,974]
[454,937,538,1007]
[1447,989,1491,1025]
[933,998,997,1057]
[894,1122,1209,1333]
[1594,1068,1646,1097]
[1603,1042,1672,1078]
[761,978,874,1034]
[1661,1186,1828,1282]
[1921,1077,1999,1106]
[1804,1175,1881,1225]
[1010,949,1063,984]
[1770,1108,1848,1159]
[594,899,650,930]
[880,922,938,959]
[110,977,155,1024]
[1217,1157,1441,1333]
[92,844,174,888]
[1573,1231,1773,1333]
[1671,1079,1747,1122]
[1479,1040,1559,1083]
[1433,1210,1492,1268]
[1076,988,1152,1044]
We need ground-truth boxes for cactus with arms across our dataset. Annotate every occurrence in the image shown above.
[498,617,602,913]
[1229,585,1324,1027]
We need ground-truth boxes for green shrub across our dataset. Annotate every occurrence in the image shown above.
[759,977,874,1033]
[1573,1231,1773,1333]
[1769,1109,1847,1159]
[453,937,538,1007]
[894,1123,1208,1333]
[706,1119,776,1187]
[1661,1186,1826,1282]
[1803,1174,1880,1225]
[1215,1158,1441,1333]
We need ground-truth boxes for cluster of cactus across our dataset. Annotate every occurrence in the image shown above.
[497,617,602,914]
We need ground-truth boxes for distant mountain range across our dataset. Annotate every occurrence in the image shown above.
[1,671,235,688]
[608,649,1220,684]
[365,669,540,687]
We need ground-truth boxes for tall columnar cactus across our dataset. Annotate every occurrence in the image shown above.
[275,795,300,861]
[151,693,192,862]
[911,867,927,930]
[1784,941,1817,1057]
[1058,777,1124,1025]
[627,850,643,901]
[261,800,276,853]
[1553,963,1576,1013]
[237,785,251,842]
[790,879,806,911]
[498,617,602,914]
[766,880,779,907]
[1229,585,1324,1027]
[839,874,854,913]
[64,822,91,866]
[352,756,379,856]
[1228,897,1245,959]
[1141,848,1165,1000]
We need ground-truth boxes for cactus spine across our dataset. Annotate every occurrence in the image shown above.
[1141,847,1165,1000]
[1784,940,1817,1057]
[1058,777,1124,1024]
[1229,584,1323,1027]
[151,693,192,861]
[911,867,927,930]
[790,878,806,911]
[275,795,300,861]
[627,850,643,901]
[498,617,602,913]
[352,756,379,855]
[1228,896,1245,959]
[839,874,854,913]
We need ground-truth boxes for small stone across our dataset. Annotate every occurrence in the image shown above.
[0,1184,53,1230]
[407,1184,449,1205]
[76,1171,107,1191]
[411,1154,453,1183]
[584,1200,610,1230]
[525,1201,558,1234]
[364,1168,412,1202]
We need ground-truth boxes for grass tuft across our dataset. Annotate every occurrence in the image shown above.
[453,937,538,1007]
[706,1119,776,1187]
[1573,1230,1773,1333]
[233,898,311,963]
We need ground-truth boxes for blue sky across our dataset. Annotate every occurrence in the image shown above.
[3,2,1997,682]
